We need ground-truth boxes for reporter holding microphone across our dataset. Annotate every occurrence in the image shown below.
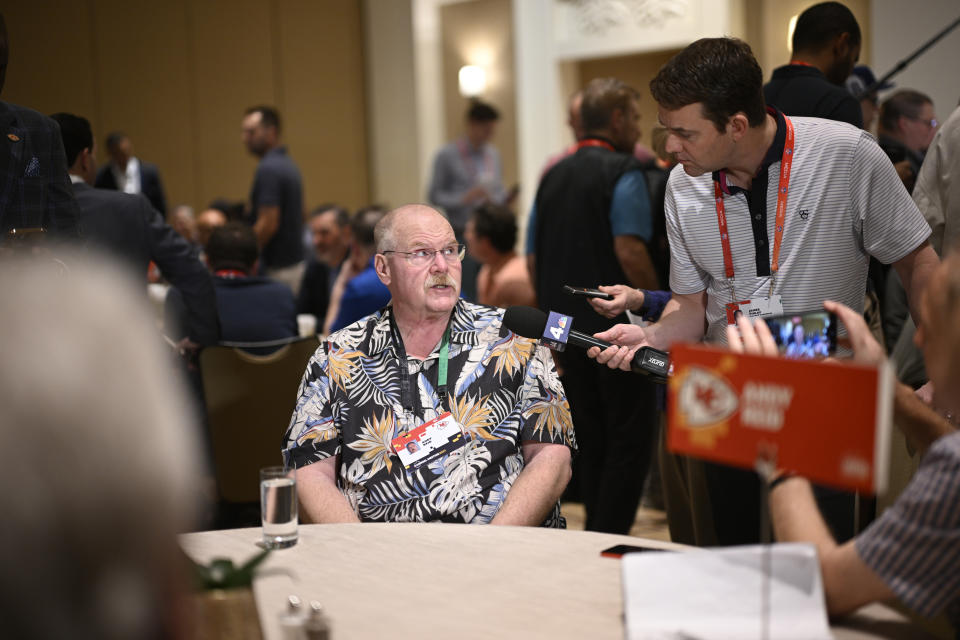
[588,36,939,547]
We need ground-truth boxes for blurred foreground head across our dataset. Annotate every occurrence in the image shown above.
[0,253,202,639]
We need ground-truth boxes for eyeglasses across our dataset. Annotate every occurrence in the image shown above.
[381,243,466,266]
[909,116,938,129]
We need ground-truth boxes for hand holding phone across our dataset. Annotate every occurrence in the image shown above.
[762,310,837,358]
[563,285,614,301]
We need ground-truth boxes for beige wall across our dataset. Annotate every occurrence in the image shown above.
[572,0,871,142]
[3,0,369,215]
[439,0,518,198]
[363,0,420,208]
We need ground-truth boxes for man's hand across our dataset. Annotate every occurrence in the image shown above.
[727,300,887,367]
[822,300,885,367]
[461,185,489,205]
[726,313,779,356]
[586,323,649,371]
[175,337,202,371]
[589,284,644,319]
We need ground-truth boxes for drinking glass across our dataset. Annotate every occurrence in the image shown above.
[260,466,298,548]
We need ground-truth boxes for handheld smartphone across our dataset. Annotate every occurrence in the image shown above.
[563,285,613,301]
[762,310,837,359]
[600,544,674,558]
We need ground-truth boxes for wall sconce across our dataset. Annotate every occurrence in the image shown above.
[458,65,486,97]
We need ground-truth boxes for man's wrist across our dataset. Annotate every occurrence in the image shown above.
[768,472,796,491]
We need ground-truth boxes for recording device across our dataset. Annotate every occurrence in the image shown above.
[502,305,670,383]
[563,285,614,301]
[762,310,837,359]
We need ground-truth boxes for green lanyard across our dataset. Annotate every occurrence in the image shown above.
[437,327,451,411]
[389,308,453,417]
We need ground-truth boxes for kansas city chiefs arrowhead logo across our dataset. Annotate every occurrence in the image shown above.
[678,366,738,426]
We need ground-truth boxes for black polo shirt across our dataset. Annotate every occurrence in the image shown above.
[764,63,863,129]
[250,146,305,269]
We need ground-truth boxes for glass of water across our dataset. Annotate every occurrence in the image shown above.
[260,466,298,548]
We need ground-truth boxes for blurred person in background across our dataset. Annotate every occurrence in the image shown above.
[878,89,939,193]
[298,204,352,326]
[0,253,203,640]
[464,203,535,309]
[241,105,305,295]
[429,100,514,301]
[168,204,197,246]
[195,207,227,250]
[95,131,168,215]
[845,65,893,133]
[530,76,659,534]
[428,100,509,239]
[323,206,391,334]
[166,222,296,352]
[53,112,219,350]
[763,1,863,128]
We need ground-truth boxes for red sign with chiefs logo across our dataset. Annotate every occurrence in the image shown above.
[667,344,893,494]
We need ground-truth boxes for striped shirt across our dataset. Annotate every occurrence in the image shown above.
[666,116,931,343]
[855,431,960,629]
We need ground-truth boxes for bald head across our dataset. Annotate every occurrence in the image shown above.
[375,204,451,253]
[196,208,227,248]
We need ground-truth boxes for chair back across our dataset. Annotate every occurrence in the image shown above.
[199,336,320,503]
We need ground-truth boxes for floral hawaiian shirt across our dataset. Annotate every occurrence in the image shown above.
[283,299,576,526]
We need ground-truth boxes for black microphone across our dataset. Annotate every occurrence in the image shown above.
[502,306,669,383]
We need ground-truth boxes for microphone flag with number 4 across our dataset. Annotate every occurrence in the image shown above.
[667,344,893,494]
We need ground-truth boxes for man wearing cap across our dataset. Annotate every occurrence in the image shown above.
[763,1,863,128]
[845,65,892,132]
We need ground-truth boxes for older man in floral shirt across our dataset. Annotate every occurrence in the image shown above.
[284,204,576,526]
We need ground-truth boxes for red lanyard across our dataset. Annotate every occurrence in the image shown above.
[214,269,247,279]
[574,139,615,152]
[714,116,794,280]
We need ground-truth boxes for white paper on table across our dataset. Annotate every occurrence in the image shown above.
[621,543,832,640]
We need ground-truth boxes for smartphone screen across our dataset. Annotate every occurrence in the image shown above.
[762,311,837,358]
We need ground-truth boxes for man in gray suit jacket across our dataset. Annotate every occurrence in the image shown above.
[52,112,219,347]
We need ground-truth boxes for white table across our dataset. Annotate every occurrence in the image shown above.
[180,524,933,639]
